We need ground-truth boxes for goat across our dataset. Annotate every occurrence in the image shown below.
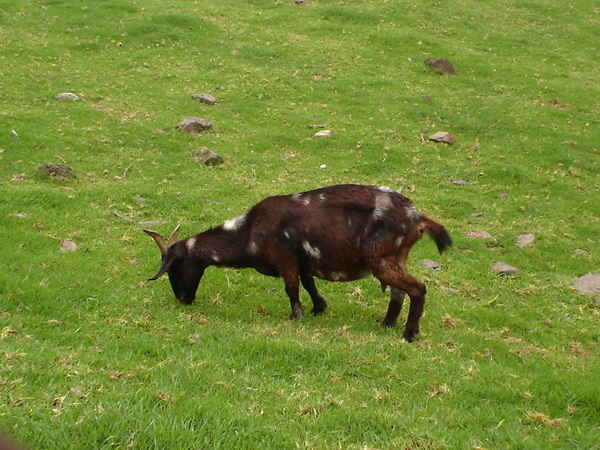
[144,184,451,342]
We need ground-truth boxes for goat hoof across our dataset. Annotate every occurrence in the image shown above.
[290,313,304,320]
[311,307,326,316]
[403,328,418,343]
[381,320,397,328]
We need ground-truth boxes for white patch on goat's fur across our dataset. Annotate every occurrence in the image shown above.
[406,205,420,220]
[283,230,290,239]
[291,193,310,205]
[373,193,393,219]
[223,213,247,231]
[318,193,326,202]
[302,241,322,259]
[248,241,259,255]
[395,236,404,247]
[212,251,221,263]
[379,186,394,193]
[186,237,196,250]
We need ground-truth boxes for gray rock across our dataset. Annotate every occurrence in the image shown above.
[313,129,331,138]
[192,93,217,105]
[419,259,441,271]
[425,58,457,75]
[572,273,600,295]
[191,147,223,165]
[516,233,535,248]
[429,131,456,144]
[450,178,468,186]
[38,163,76,180]
[466,231,493,239]
[55,93,79,101]
[137,220,167,227]
[59,240,78,253]
[492,262,519,276]
[178,116,212,134]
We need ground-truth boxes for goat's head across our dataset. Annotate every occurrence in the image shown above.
[144,225,205,304]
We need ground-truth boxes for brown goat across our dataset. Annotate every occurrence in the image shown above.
[144,184,451,341]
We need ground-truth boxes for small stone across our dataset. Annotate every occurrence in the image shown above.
[450,178,468,186]
[191,147,223,165]
[178,116,212,133]
[469,212,483,218]
[419,259,441,271]
[59,240,78,253]
[572,273,600,295]
[137,220,167,227]
[38,163,76,180]
[516,233,535,248]
[425,57,457,75]
[466,231,492,239]
[429,131,456,144]
[313,129,331,138]
[492,262,519,276]
[55,93,79,101]
[307,124,326,129]
[192,93,217,105]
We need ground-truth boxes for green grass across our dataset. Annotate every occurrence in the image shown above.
[1,0,598,448]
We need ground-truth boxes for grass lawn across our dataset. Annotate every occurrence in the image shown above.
[1,0,598,448]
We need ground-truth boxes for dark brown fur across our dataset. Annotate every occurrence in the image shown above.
[145,184,451,342]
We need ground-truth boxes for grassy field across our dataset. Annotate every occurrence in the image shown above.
[1,0,598,448]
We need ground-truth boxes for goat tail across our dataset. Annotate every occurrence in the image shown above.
[420,215,452,254]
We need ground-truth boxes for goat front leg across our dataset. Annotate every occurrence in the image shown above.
[382,288,406,328]
[300,274,327,315]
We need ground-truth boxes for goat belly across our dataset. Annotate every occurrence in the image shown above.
[310,265,371,282]
[304,242,371,282]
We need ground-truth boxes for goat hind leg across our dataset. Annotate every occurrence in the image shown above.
[382,288,406,328]
[283,276,304,320]
[372,261,426,342]
[300,274,327,315]
[401,280,426,342]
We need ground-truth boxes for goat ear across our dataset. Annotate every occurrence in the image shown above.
[148,250,179,281]
[144,229,168,254]
[166,224,181,249]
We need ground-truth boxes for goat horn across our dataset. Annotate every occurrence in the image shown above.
[166,224,181,249]
[144,229,168,254]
